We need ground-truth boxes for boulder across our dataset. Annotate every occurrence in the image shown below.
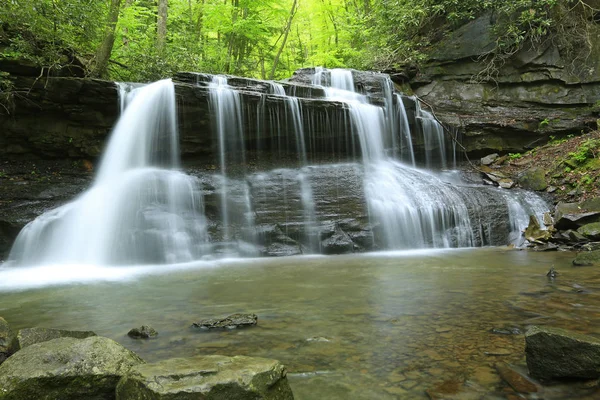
[554,199,600,230]
[116,355,294,400]
[518,168,548,191]
[193,313,258,330]
[481,153,499,165]
[16,327,96,349]
[127,325,158,339]
[577,222,600,240]
[525,325,600,380]
[573,250,600,266]
[0,317,16,365]
[524,215,551,243]
[0,336,144,400]
[321,226,354,255]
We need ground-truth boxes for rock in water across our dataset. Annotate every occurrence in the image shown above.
[524,215,551,243]
[573,250,600,266]
[116,355,294,400]
[0,317,16,365]
[16,327,97,349]
[127,325,158,339]
[0,336,144,400]
[192,313,258,330]
[525,325,600,380]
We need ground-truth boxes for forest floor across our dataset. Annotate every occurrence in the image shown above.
[483,130,600,204]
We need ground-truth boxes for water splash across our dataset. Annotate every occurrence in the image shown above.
[9,80,208,266]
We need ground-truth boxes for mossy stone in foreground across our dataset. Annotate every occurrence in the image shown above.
[525,325,600,380]
[16,327,97,349]
[0,336,144,400]
[573,250,600,266]
[0,317,16,364]
[116,355,294,400]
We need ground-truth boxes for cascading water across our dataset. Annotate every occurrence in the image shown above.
[6,68,551,266]
[8,80,208,266]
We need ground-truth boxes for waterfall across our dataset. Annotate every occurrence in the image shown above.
[6,68,551,266]
[9,80,208,266]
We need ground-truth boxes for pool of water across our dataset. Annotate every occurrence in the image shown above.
[1,248,600,399]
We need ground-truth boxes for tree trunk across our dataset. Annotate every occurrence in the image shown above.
[157,0,168,54]
[269,0,298,80]
[92,0,122,78]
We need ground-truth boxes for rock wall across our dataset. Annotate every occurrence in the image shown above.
[409,13,600,156]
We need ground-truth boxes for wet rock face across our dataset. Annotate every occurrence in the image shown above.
[411,13,600,155]
[116,355,294,400]
[0,336,144,400]
[525,325,600,380]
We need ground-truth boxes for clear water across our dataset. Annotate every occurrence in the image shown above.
[1,249,598,399]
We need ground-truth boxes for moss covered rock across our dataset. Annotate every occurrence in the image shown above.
[577,222,600,240]
[0,336,144,400]
[0,317,16,365]
[526,325,600,380]
[518,167,548,191]
[116,355,294,400]
[573,250,600,266]
[16,327,96,349]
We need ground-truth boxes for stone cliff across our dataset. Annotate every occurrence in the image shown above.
[408,12,600,156]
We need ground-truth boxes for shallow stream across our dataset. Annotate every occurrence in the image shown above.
[1,248,599,399]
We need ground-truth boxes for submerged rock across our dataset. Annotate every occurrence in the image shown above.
[116,355,294,400]
[573,250,600,266]
[525,325,600,380]
[0,336,144,400]
[127,325,158,339]
[192,313,258,330]
[16,327,97,349]
[0,317,16,365]
[496,364,539,393]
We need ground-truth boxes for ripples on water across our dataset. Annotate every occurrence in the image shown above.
[1,248,600,399]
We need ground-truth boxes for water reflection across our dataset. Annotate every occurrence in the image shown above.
[1,249,600,399]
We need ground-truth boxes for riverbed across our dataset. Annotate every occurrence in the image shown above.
[1,248,599,399]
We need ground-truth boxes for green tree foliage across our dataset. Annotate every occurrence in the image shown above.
[0,0,597,81]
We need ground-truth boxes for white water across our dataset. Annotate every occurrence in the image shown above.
[9,80,208,266]
[5,69,551,274]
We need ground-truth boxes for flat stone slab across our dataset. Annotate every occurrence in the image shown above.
[0,336,144,400]
[526,325,600,380]
[192,313,258,330]
[16,327,97,349]
[116,355,294,400]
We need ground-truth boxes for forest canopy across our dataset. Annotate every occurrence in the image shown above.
[0,0,598,82]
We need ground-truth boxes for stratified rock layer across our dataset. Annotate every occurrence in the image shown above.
[411,13,600,155]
